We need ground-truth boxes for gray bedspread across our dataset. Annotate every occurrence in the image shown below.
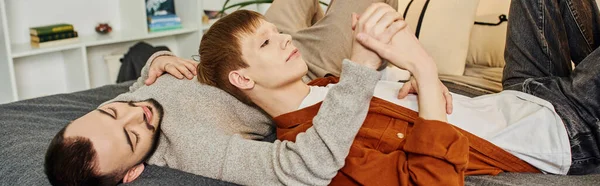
[0,81,599,185]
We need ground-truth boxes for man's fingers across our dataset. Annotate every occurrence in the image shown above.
[183,62,197,76]
[398,83,412,99]
[358,3,386,26]
[440,82,453,114]
[187,60,199,75]
[410,79,419,93]
[378,20,407,44]
[175,64,193,79]
[145,69,160,85]
[445,92,453,114]
[356,33,391,59]
[361,6,388,34]
[165,64,184,79]
[446,92,453,114]
[372,12,402,39]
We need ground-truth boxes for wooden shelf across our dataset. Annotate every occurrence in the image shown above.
[11,27,199,58]
[86,26,199,47]
[11,42,81,58]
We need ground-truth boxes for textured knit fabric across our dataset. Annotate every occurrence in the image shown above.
[274,76,541,186]
[299,82,571,174]
[103,54,382,185]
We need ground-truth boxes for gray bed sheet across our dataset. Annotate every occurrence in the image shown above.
[0,81,598,185]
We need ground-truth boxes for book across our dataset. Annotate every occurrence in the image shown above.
[148,14,181,24]
[30,37,79,48]
[31,31,78,42]
[29,23,74,36]
[148,24,182,32]
[146,0,175,16]
[148,21,181,29]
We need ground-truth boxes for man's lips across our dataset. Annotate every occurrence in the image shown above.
[141,106,155,131]
[286,49,299,62]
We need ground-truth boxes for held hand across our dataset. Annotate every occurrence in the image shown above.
[353,3,404,43]
[355,24,433,75]
[398,77,453,114]
[145,55,198,85]
[350,3,404,70]
[356,12,447,121]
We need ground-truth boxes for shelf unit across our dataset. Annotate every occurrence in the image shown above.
[0,0,209,104]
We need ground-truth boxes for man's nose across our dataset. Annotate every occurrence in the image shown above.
[120,106,144,126]
[281,34,292,49]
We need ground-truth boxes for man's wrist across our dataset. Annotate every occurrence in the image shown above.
[409,57,436,77]
[350,56,381,70]
[412,65,438,83]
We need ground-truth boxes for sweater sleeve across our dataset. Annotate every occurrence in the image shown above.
[221,59,382,185]
[403,118,469,186]
[128,51,175,92]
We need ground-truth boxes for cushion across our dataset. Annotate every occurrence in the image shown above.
[466,0,511,68]
[466,0,600,68]
[397,0,480,76]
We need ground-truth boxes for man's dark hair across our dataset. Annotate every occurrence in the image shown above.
[44,126,124,186]
[45,99,163,185]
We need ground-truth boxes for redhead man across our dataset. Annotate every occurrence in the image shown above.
[198,0,600,185]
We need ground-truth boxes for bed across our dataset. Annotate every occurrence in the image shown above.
[1,80,599,186]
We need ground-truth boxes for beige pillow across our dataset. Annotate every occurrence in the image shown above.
[397,0,480,76]
[466,0,510,68]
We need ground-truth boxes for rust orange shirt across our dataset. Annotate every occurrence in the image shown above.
[273,77,540,186]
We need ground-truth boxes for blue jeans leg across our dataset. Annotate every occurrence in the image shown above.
[503,0,600,175]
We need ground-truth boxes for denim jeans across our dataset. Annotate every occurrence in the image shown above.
[503,0,600,175]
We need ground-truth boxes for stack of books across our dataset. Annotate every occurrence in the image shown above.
[30,23,79,48]
[147,14,182,32]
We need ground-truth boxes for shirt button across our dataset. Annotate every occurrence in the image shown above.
[397,133,404,138]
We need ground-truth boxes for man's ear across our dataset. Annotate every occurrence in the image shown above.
[122,163,145,183]
[229,70,255,90]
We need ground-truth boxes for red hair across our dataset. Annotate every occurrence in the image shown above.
[197,10,264,106]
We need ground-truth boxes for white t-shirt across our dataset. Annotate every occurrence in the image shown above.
[298,80,572,175]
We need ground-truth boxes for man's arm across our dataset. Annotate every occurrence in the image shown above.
[356,24,448,122]
[129,51,198,92]
[221,4,404,184]
[221,60,382,185]
[128,51,173,92]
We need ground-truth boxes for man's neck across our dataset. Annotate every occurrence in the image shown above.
[248,80,310,117]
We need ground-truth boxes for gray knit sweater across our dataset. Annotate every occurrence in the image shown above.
[104,51,381,185]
